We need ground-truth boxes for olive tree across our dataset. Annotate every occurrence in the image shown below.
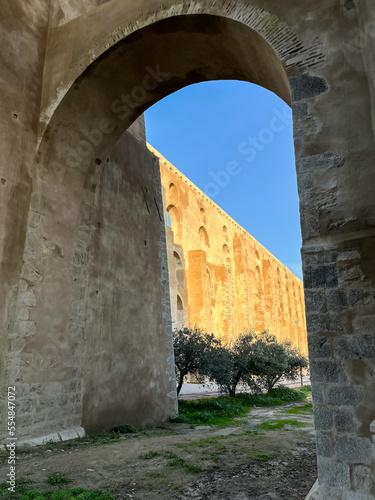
[173,327,221,396]
[204,332,257,397]
[251,331,308,393]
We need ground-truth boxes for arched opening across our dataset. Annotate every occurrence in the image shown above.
[169,183,179,204]
[166,204,182,240]
[200,207,207,225]
[174,250,184,287]
[199,226,210,249]
[176,294,185,329]
[17,7,306,444]
[223,243,230,262]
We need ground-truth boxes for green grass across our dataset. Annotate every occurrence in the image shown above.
[173,387,307,427]
[0,478,34,499]
[162,451,202,473]
[139,451,161,460]
[299,385,311,393]
[137,450,202,473]
[253,451,271,462]
[283,403,313,415]
[45,475,71,486]
[257,419,307,431]
[0,482,114,500]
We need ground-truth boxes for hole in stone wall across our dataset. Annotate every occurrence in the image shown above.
[1,178,6,185]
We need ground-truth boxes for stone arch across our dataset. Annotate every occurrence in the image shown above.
[199,226,210,249]
[222,243,230,262]
[167,204,182,240]
[169,183,179,204]
[174,250,184,287]
[200,207,207,225]
[176,294,185,329]
[40,1,327,133]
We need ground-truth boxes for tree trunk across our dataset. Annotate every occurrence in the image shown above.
[177,372,185,396]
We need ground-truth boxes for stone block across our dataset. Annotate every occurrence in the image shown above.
[310,360,347,383]
[304,264,338,289]
[344,0,356,10]
[290,74,328,102]
[17,432,60,448]
[311,383,325,404]
[327,386,364,406]
[305,290,325,312]
[316,432,332,457]
[292,102,308,120]
[352,465,372,493]
[336,436,372,464]
[307,313,345,334]
[343,493,374,500]
[348,289,375,308]
[308,335,331,359]
[352,315,375,334]
[334,409,360,433]
[326,289,347,310]
[314,406,334,431]
[334,335,375,360]
[299,153,343,173]
[317,456,350,489]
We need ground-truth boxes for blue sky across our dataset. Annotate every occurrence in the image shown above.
[145,80,303,280]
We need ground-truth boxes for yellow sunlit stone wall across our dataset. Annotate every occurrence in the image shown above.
[149,145,307,354]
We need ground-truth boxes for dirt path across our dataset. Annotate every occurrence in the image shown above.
[0,398,317,499]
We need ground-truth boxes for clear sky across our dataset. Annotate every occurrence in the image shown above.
[145,80,303,280]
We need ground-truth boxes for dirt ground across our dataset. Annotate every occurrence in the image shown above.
[0,399,317,499]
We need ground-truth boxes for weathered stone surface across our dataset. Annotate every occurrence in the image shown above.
[314,406,334,431]
[305,290,325,313]
[352,465,372,493]
[290,74,328,102]
[310,361,347,384]
[299,153,344,173]
[304,264,338,289]
[317,456,350,489]
[336,436,372,464]
[327,386,364,406]
[308,335,331,359]
[334,335,375,359]
[334,409,361,433]
[307,313,345,334]
[316,432,332,457]
[311,383,326,404]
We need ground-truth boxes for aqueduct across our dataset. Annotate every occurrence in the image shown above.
[1,1,375,498]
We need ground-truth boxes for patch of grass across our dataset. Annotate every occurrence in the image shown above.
[299,385,311,393]
[162,451,202,474]
[253,451,271,462]
[284,403,313,415]
[139,451,161,460]
[0,483,114,500]
[146,471,164,479]
[0,478,34,499]
[258,419,307,431]
[173,387,306,427]
[113,424,137,434]
[239,430,259,436]
[45,474,72,486]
